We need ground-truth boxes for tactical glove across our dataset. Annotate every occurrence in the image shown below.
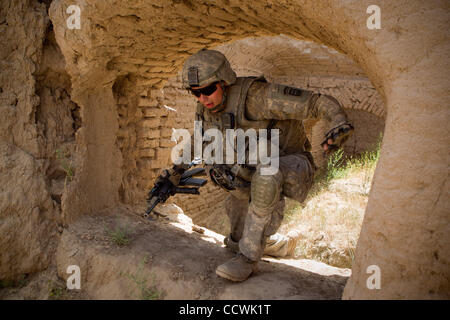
[165,163,190,186]
[321,123,354,155]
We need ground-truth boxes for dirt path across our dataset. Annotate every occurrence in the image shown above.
[1,206,350,300]
[49,206,349,300]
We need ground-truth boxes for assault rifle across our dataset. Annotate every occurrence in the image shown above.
[144,159,207,219]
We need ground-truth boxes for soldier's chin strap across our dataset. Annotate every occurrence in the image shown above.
[208,82,227,113]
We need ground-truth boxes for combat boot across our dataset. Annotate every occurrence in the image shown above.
[263,230,301,258]
[215,253,258,282]
[286,230,301,257]
[223,234,239,253]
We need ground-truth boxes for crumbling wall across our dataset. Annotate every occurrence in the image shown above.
[0,0,65,280]
[36,26,81,209]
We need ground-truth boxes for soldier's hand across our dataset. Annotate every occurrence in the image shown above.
[321,123,354,156]
[172,163,190,173]
[167,164,188,186]
[322,138,334,152]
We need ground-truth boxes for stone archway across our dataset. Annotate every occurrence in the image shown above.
[1,0,447,299]
[47,1,449,298]
[47,0,449,299]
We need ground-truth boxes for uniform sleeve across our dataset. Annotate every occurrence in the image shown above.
[245,81,349,129]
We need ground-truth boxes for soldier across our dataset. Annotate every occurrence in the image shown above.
[180,49,353,282]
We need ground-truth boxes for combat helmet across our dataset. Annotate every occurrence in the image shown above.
[182,49,236,89]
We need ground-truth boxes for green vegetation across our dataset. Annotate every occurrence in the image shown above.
[280,137,382,268]
[105,225,132,247]
[0,274,28,289]
[312,136,381,196]
[123,259,162,300]
[48,280,66,300]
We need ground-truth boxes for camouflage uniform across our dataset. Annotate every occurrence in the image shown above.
[182,50,353,281]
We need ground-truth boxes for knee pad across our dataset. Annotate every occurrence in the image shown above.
[279,153,315,203]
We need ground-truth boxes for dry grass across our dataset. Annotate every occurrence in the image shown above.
[280,141,381,268]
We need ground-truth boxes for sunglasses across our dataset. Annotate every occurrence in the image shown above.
[189,82,219,97]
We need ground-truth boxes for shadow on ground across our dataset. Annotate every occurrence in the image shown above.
[50,205,350,300]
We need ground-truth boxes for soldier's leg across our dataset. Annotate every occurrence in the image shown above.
[279,153,315,204]
[223,192,249,253]
[223,153,314,260]
[216,165,284,281]
[240,189,285,262]
[262,153,315,258]
[223,192,298,257]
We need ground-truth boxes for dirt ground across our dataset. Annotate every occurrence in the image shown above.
[0,205,350,300]
[0,266,89,300]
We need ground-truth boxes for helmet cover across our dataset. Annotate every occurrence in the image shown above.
[182,49,236,89]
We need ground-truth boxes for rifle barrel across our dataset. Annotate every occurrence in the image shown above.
[145,197,160,215]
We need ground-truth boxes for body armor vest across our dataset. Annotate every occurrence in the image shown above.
[195,77,311,159]
[195,77,313,190]
[195,77,313,191]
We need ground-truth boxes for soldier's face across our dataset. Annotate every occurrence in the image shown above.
[190,82,224,111]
